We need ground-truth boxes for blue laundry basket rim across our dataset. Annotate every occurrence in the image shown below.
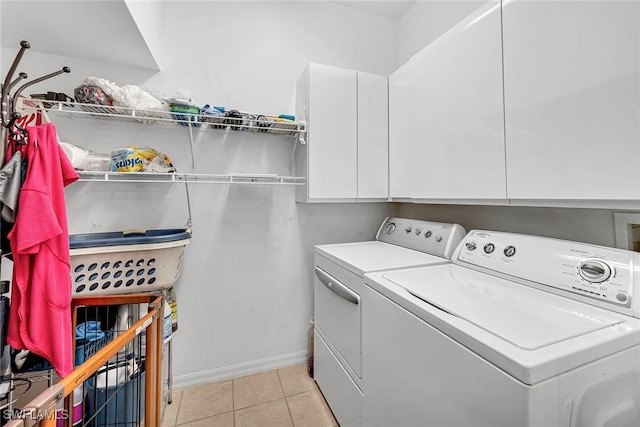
[69,229,191,249]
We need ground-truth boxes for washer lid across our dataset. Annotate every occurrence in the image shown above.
[315,241,449,276]
[385,266,625,350]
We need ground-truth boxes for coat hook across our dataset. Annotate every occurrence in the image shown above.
[13,67,71,101]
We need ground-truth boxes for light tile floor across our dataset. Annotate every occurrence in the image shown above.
[163,364,338,427]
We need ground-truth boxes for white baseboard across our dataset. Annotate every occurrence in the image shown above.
[172,350,307,390]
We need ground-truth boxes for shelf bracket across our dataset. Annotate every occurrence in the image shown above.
[187,121,196,170]
[184,180,193,230]
[289,123,306,173]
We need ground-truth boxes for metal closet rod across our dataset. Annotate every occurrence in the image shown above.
[1,40,70,128]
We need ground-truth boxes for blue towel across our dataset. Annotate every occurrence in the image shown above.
[76,321,105,341]
[200,105,225,116]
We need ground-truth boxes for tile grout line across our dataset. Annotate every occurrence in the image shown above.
[233,371,289,411]
[277,369,296,426]
[234,390,314,413]
[171,390,184,427]
[176,411,235,427]
[232,379,236,427]
[174,381,234,426]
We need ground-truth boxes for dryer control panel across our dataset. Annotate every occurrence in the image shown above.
[454,230,640,314]
[376,217,466,259]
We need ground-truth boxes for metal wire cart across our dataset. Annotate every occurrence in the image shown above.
[3,294,165,427]
[1,227,190,426]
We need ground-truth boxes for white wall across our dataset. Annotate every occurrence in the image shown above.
[397,0,486,65]
[398,204,623,247]
[1,1,398,386]
[143,1,398,114]
[124,0,165,68]
[0,48,158,93]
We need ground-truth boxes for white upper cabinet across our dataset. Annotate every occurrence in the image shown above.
[295,63,388,202]
[503,0,640,200]
[410,0,506,200]
[357,72,389,200]
[389,61,413,199]
[296,64,358,202]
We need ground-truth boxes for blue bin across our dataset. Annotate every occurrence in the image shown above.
[86,369,145,427]
[75,329,114,365]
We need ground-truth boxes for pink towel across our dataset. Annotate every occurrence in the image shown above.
[7,122,78,377]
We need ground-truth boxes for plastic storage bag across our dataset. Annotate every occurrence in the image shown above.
[60,142,111,171]
[110,146,176,173]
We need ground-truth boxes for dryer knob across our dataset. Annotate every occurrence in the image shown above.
[425,230,432,239]
[578,259,613,283]
[386,223,396,234]
[465,242,477,251]
[504,246,516,257]
[405,226,412,233]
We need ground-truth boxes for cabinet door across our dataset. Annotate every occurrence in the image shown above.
[389,62,412,199]
[411,0,506,200]
[308,64,358,200]
[503,0,640,200]
[357,72,388,200]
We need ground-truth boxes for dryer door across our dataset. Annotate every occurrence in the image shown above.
[314,260,362,379]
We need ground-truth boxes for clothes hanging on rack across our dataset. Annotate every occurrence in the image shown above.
[6,122,78,378]
[0,151,24,262]
[0,96,51,260]
[0,151,23,223]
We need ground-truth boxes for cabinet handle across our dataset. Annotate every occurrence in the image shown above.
[314,267,360,305]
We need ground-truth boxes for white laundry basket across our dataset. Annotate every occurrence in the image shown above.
[70,229,191,296]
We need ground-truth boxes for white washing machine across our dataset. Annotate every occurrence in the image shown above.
[313,217,466,427]
[363,230,640,427]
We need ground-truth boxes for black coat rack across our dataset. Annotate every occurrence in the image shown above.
[1,40,70,144]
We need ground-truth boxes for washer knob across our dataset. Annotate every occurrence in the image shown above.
[415,228,422,236]
[386,223,396,234]
[504,246,516,257]
[405,226,412,233]
[435,235,442,242]
[484,243,495,254]
[578,259,613,283]
[465,242,477,251]
[424,230,432,239]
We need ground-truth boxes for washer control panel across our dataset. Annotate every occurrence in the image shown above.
[376,217,466,259]
[455,230,637,310]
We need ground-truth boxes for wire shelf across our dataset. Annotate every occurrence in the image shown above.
[77,171,306,185]
[35,100,306,136]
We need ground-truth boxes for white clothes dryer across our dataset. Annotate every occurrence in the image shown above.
[313,217,466,427]
[363,230,640,427]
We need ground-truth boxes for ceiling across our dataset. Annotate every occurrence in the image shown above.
[1,0,159,70]
[332,1,418,20]
[1,1,416,71]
